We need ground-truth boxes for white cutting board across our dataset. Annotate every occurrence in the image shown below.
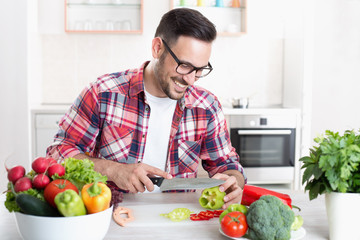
[117,203,220,227]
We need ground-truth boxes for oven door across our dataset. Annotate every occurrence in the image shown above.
[230,128,295,167]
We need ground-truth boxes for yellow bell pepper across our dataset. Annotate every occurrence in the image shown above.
[81,182,111,214]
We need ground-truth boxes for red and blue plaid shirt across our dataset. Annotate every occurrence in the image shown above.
[47,62,245,184]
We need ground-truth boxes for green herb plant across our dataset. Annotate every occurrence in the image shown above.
[300,129,360,200]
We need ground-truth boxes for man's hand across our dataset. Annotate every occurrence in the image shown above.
[212,170,245,209]
[74,154,172,193]
[108,162,172,193]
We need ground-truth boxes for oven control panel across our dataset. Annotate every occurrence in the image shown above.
[229,114,297,128]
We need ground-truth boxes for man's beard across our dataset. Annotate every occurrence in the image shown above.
[154,54,186,101]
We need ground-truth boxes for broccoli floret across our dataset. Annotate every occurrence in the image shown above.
[246,195,295,240]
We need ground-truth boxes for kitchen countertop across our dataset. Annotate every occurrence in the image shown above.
[223,107,300,116]
[1,190,328,240]
[30,104,300,116]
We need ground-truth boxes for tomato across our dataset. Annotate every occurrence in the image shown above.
[220,211,248,238]
[44,179,78,208]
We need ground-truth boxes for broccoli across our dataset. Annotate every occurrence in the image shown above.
[246,195,295,240]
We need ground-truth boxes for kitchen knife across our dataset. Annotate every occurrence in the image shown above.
[150,177,225,191]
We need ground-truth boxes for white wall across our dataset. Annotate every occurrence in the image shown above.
[35,0,301,108]
[0,1,30,191]
[310,0,360,141]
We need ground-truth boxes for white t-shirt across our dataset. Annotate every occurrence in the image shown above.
[143,89,177,193]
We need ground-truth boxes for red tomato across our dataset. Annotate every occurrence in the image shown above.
[43,179,78,207]
[220,211,248,238]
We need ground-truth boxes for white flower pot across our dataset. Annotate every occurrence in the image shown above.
[325,192,360,240]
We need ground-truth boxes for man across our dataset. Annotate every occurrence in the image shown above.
[47,8,246,209]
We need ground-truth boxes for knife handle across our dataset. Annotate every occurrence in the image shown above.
[150,177,164,187]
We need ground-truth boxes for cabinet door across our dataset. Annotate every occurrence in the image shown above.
[65,0,143,33]
[34,114,64,158]
[171,0,247,36]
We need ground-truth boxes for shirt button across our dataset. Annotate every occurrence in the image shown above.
[176,118,180,122]
[142,134,145,138]
[138,160,141,163]
[145,107,149,111]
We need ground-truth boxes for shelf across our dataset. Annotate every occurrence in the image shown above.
[171,0,247,35]
[65,0,143,33]
[66,3,141,8]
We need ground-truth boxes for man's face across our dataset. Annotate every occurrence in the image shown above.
[153,36,212,100]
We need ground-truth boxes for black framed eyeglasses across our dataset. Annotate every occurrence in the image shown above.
[162,39,213,78]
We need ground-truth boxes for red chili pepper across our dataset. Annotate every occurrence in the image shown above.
[241,185,293,209]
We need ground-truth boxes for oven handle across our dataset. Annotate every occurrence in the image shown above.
[237,130,292,135]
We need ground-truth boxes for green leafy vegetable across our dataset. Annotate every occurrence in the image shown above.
[300,129,360,200]
[54,158,107,191]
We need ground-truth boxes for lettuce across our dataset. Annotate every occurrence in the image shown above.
[55,158,107,191]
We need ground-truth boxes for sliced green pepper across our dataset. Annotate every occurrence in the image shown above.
[199,186,226,210]
[160,208,192,222]
[291,215,304,231]
[54,189,87,217]
[219,203,248,223]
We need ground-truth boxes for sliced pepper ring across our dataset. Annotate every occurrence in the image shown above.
[160,208,193,222]
[113,206,135,227]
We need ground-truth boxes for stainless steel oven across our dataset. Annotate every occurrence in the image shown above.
[231,128,295,167]
[228,112,299,188]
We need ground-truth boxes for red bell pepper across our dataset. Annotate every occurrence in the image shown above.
[189,210,224,221]
[241,185,293,209]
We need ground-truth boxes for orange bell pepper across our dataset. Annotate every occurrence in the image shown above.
[81,182,111,214]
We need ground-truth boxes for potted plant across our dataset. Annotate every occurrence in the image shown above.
[300,129,360,240]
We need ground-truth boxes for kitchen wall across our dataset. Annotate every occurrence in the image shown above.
[0,1,30,192]
[310,0,360,139]
[33,0,304,108]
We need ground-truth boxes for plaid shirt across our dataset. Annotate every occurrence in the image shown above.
[47,62,245,185]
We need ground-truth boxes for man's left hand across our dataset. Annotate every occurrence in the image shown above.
[212,171,244,209]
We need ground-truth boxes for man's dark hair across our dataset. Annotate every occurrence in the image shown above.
[155,8,217,46]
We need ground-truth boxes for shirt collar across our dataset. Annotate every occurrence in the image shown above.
[128,61,148,98]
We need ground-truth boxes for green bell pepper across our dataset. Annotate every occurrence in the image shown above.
[219,203,248,223]
[54,189,87,217]
[199,186,226,210]
[160,208,193,222]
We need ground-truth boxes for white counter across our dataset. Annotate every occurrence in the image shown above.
[223,107,300,116]
[1,190,328,240]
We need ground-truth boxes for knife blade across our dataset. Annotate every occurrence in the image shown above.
[150,177,225,191]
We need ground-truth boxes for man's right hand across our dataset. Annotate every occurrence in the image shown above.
[74,154,172,193]
[108,162,172,193]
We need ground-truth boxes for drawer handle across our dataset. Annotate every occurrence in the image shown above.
[237,130,292,135]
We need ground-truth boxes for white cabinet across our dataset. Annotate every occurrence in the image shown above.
[65,0,143,33]
[31,107,68,159]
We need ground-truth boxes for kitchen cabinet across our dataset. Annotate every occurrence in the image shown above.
[65,0,143,33]
[31,106,68,159]
[171,0,247,35]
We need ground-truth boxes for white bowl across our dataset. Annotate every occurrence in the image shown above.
[14,206,113,240]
